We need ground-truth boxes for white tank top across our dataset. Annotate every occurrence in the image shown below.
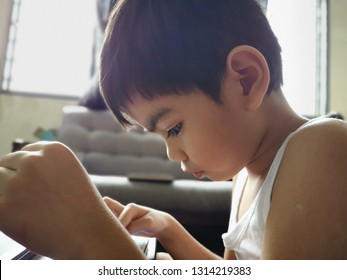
[222,120,315,259]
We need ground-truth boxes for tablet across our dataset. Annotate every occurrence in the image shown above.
[0,231,35,260]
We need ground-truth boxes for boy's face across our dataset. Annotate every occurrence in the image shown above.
[126,89,258,181]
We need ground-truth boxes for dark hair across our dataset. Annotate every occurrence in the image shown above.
[100,0,282,127]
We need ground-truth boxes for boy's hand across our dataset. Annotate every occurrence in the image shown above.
[0,142,143,259]
[104,197,172,240]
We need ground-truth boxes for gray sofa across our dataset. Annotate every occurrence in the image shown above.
[56,105,232,255]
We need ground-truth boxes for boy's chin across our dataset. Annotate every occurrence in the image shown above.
[206,173,233,182]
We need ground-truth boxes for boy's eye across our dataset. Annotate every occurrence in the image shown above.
[167,122,182,137]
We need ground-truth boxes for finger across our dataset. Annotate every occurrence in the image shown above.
[126,217,152,236]
[20,141,78,164]
[0,151,29,170]
[20,141,53,151]
[118,203,148,228]
[0,167,16,196]
[103,197,125,217]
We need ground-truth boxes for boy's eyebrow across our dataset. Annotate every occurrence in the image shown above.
[147,108,172,132]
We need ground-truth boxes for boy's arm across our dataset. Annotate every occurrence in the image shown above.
[262,120,347,259]
[158,214,223,260]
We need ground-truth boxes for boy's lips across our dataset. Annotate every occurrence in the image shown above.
[182,165,204,179]
[192,171,203,179]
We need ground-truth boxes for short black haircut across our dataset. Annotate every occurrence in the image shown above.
[100,0,282,127]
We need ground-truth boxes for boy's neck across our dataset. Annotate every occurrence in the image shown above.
[246,89,308,180]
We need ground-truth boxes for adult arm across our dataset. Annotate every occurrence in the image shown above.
[0,142,145,259]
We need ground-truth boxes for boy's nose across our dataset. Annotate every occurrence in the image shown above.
[166,142,187,162]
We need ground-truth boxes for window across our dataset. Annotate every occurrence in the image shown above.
[267,0,328,116]
[2,0,99,98]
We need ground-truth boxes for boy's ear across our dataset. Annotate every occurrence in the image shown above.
[225,45,270,111]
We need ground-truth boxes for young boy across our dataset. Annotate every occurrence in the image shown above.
[0,0,346,259]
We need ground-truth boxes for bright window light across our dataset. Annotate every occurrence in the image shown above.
[2,0,98,97]
[267,0,327,116]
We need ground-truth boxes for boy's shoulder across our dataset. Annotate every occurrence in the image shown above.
[291,116,347,142]
[281,116,347,181]
[262,117,347,258]
[285,117,347,162]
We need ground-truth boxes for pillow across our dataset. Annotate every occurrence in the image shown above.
[78,74,108,110]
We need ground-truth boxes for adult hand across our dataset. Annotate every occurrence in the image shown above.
[0,142,143,259]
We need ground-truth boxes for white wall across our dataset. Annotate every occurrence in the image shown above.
[329,0,347,117]
[0,94,76,156]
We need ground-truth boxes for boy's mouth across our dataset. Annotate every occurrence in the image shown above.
[192,171,203,179]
